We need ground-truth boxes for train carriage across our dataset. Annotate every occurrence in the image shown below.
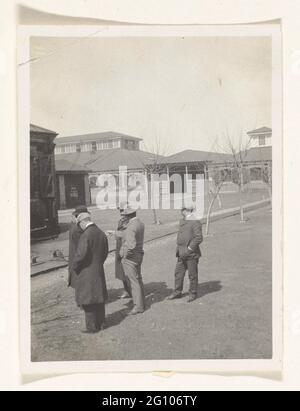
[30,124,59,239]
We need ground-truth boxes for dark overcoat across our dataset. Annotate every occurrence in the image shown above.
[176,218,203,260]
[73,224,109,306]
[68,222,82,288]
[115,216,129,281]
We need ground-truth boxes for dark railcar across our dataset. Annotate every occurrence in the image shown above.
[30,124,59,240]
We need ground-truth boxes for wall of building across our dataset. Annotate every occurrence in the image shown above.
[55,137,140,154]
[250,135,272,148]
[56,173,92,210]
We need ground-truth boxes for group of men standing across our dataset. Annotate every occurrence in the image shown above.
[68,203,203,334]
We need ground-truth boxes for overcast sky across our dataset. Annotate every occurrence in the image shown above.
[30,36,272,154]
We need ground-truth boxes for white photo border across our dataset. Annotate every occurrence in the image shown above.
[18,24,283,378]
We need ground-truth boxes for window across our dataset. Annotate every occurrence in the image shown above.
[81,143,92,152]
[65,145,75,153]
[91,141,97,151]
[76,143,81,153]
[97,141,104,150]
[259,136,266,146]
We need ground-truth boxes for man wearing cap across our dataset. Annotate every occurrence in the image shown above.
[68,206,89,288]
[119,206,145,315]
[106,203,132,299]
[168,204,203,303]
[73,212,109,333]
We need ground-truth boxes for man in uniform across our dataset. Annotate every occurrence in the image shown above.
[106,204,132,299]
[119,206,146,315]
[73,212,109,333]
[168,204,203,303]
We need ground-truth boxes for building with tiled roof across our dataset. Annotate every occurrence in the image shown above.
[53,127,272,202]
[164,150,232,165]
[55,131,142,154]
[244,146,272,163]
[30,124,58,135]
[247,126,272,148]
[56,148,164,174]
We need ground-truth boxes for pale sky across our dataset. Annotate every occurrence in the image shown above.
[30,36,272,155]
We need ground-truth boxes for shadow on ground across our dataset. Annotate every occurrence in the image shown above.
[105,307,131,329]
[179,280,222,300]
[197,281,222,299]
[105,282,173,329]
[107,281,173,305]
[105,280,222,329]
[144,281,173,308]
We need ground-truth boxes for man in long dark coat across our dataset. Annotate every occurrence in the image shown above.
[73,212,109,334]
[168,204,203,303]
[68,206,89,288]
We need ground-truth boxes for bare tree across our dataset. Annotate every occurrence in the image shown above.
[224,130,252,222]
[205,168,230,236]
[141,135,172,225]
[211,128,252,223]
[262,164,272,199]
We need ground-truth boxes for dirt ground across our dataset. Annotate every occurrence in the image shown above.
[31,206,272,362]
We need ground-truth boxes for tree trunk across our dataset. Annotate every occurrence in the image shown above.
[268,184,272,198]
[239,185,245,222]
[267,165,272,201]
[205,187,221,236]
[205,200,215,236]
[152,208,158,224]
[216,193,222,209]
[150,176,160,224]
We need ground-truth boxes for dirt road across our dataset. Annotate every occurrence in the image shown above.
[31,206,272,362]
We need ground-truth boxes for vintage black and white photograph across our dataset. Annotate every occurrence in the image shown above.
[18,24,282,371]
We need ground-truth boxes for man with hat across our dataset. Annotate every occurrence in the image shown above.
[119,205,146,315]
[106,202,132,299]
[168,203,203,303]
[73,212,109,333]
[68,205,90,288]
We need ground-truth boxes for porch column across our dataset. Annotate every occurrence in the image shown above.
[166,165,170,194]
[84,174,91,206]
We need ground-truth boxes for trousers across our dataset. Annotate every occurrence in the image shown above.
[174,258,199,296]
[82,303,105,332]
[122,257,145,312]
[122,279,132,297]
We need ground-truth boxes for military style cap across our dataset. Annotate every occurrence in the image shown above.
[72,205,90,217]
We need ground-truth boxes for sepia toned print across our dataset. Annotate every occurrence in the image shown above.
[18,24,282,373]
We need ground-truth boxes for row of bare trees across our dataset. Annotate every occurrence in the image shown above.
[205,131,272,235]
[114,131,272,232]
